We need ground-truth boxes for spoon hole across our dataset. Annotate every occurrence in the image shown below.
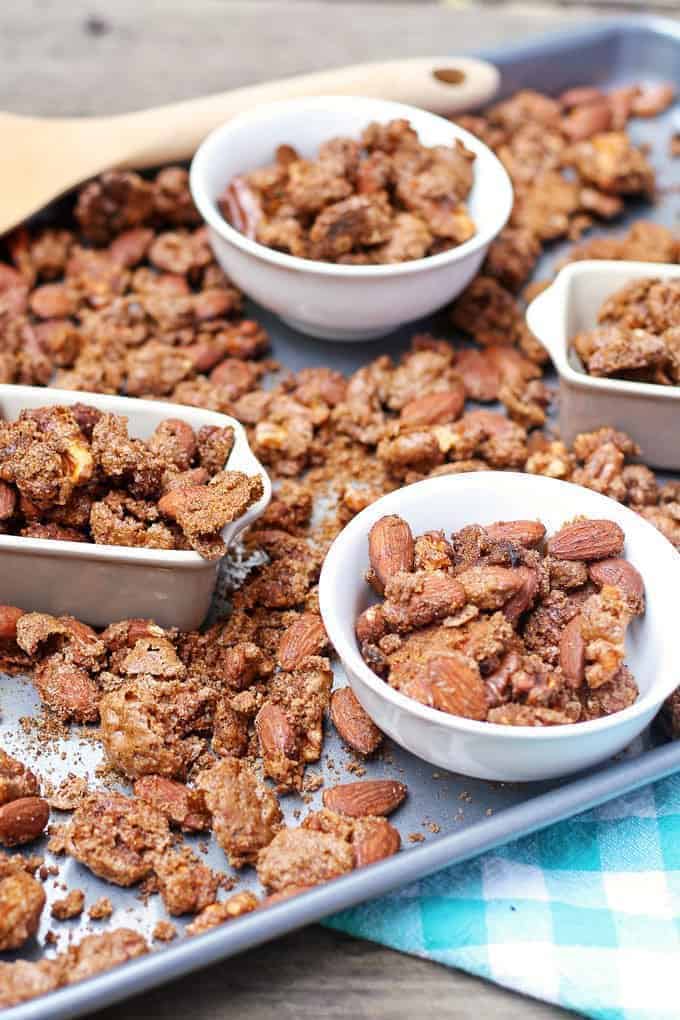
[432,68,467,86]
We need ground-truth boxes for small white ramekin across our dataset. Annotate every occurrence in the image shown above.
[318,471,680,782]
[189,96,513,342]
[0,385,271,630]
[526,260,680,471]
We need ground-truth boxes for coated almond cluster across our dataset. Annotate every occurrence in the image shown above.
[357,514,643,725]
[572,277,680,385]
[220,118,477,264]
[0,602,405,1007]
[0,404,262,558]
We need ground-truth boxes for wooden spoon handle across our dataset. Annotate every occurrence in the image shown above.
[110,56,499,168]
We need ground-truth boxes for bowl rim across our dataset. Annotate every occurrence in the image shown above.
[319,470,680,740]
[526,260,680,402]
[189,94,514,279]
[0,384,271,569]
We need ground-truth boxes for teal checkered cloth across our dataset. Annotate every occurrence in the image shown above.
[326,774,680,1020]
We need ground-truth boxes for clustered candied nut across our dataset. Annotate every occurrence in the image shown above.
[356,513,643,726]
[219,118,476,264]
[1,77,680,1009]
[0,403,263,558]
[0,166,270,408]
[0,593,405,1007]
[572,277,680,385]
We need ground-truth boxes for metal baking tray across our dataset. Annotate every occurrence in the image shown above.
[4,14,680,1019]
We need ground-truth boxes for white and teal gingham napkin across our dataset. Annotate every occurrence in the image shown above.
[325,773,680,1020]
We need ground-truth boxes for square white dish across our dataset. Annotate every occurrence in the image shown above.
[0,385,271,629]
[526,260,680,470]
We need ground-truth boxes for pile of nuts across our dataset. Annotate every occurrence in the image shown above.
[0,77,679,1008]
[0,404,263,557]
[572,277,680,384]
[220,118,476,264]
[0,601,407,1006]
[358,514,642,725]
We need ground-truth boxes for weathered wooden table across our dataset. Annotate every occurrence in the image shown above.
[4,2,663,1016]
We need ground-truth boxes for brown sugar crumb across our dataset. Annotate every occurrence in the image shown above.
[51,888,85,920]
[186,891,259,935]
[408,833,426,844]
[47,774,88,811]
[151,920,177,942]
[219,119,476,264]
[88,897,113,920]
[0,855,46,951]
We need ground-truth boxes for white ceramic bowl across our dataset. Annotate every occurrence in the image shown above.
[526,260,680,471]
[189,96,513,342]
[319,471,680,782]
[0,385,271,630]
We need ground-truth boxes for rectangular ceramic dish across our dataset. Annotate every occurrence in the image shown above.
[4,15,680,1020]
[0,385,270,630]
[526,260,680,469]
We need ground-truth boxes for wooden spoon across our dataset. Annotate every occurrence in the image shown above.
[0,55,498,237]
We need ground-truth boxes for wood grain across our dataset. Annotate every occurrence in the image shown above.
[90,928,573,1019]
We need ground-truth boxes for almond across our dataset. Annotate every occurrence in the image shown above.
[503,566,539,623]
[0,605,25,641]
[400,386,465,427]
[133,776,211,832]
[426,653,488,720]
[454,348,500,402]
[323,779,407,818]
[330,688,383,756]
[0,481,16,521]
[277,613,328,670]
[255,703,297,759]
[547,519,624,561]
[382,570,466,632]
[368,515,414,594]
[0,796,49,847]
[588,558,644,614]
[355,605,387,645]
[484,520,546,548]
[559,615,585,688]
[353,818,401,867]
